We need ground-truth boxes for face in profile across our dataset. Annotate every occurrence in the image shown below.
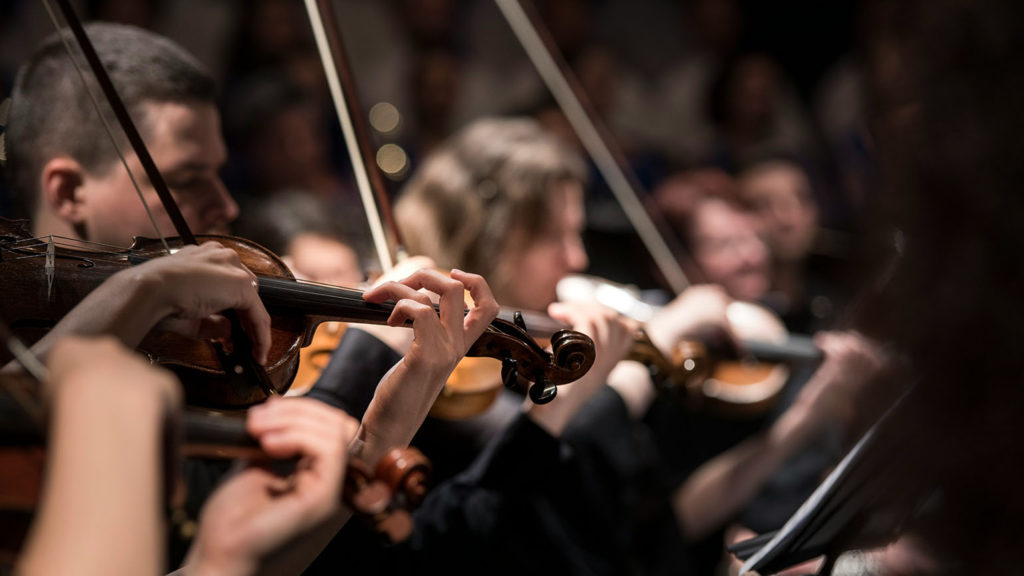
[739,161,818,262]
[70,101,238,246]
[496,180,589,312]
[690,197,771,302]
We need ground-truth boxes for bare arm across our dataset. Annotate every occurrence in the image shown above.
[16,336,181,576]
[355,268,498,463]
[674,331,890,541]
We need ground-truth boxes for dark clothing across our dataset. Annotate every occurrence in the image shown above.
[304,329,694,575]
[309,414,626,576]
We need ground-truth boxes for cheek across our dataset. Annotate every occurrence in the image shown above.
[501,249,561,310]
[697,253,732,284]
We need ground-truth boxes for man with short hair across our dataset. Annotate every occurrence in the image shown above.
[6,22,236,246]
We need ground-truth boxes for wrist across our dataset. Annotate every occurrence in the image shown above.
[182,549,255,576]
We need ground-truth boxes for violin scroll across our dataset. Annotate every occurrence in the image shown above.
[466,315,595,405]
[345,447,431,543]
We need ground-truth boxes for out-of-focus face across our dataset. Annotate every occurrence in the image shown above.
[690,198,771,301]
[498,180,589,311]
[729,54,779,130]
[74,101,237,246]
[286,233,364,287]
[740,162,818,262]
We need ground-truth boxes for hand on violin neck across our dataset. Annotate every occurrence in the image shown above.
[359,269,499,457]
[547,301,638,377]
[645,284,738,357]
[525,301,638,437]
[184,397,358,576]
[351,256,442,355]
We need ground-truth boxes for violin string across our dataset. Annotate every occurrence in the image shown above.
[5,233,150,254]
[39,0,171,254]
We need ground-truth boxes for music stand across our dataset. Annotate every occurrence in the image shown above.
[729,388,935,575]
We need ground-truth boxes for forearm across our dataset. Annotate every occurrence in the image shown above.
[674,402,818,541]
[23,271,168,363]
[180,509,354,576]
[18,379,167,576]
[355,357,451,465]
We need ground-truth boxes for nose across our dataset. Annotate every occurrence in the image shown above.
[204,179,239,231]
[564,233,589,273]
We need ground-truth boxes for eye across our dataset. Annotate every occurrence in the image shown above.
[170,179,198,190]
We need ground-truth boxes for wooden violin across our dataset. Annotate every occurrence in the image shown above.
[456,279,824,420]
[0,219,596,410]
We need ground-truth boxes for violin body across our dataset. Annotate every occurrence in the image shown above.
[0,219,307,408]
[430,356,504,419]
[290,321,348,396]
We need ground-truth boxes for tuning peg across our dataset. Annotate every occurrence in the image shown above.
[528,378,557,405]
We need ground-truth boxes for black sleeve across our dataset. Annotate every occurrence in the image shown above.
[304,327,401,419]
[563,386,693,576]
[398,414,623,575]
[305,415,624,576]
[563,385,644,479]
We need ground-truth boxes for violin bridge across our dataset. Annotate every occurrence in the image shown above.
[45,236,55,302]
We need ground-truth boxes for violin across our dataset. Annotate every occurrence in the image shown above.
[556,274,823,417]
[291,321,348,396]
[431,275,822,421]
[0,370,431,562]
[430,294,819,420]
[0,219,596,410]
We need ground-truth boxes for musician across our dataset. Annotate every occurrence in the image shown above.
[650,167,894,571]
[2,22,268,364]
[727,1,1024,572]
[232,189,365,288]
[736,153,845,334]
[377,116,890,575]
[2,21,500,573]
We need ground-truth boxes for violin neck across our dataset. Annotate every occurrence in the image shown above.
[741,335,822,364]
[497,307,568,339]
[181,411,267,460]
[256,277,395,325]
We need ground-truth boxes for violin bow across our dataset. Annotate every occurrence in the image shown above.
[494,0,700,295]
[303,0,406,273]
[39,0,277,399]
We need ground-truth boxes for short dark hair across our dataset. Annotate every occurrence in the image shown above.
[5,22,217,217]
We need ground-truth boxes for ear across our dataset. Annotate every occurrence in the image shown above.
[40,156,87,225]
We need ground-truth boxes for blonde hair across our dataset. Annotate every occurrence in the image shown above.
[395,117,586,291]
